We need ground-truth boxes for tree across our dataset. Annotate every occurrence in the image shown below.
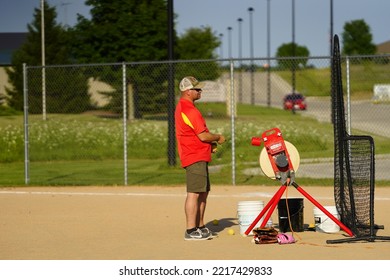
[342,19,376,55]
[176,26,221,81]
[5,2,90,113]
[177,26,220,60]
[70,0,220,117]
[70,0,175,117]
[276,42,310,70]
[71,0,172,63]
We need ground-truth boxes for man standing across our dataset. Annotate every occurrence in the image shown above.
[175,76,226,241]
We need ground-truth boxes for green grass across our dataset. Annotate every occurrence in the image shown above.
[1,103,389,187]
[278,68,331,97]
[277,61,390,99]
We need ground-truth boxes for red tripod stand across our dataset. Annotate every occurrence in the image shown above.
[244,128,354,237]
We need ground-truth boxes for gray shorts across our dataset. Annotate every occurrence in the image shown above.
[185,161,210,193]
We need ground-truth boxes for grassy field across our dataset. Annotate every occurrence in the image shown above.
[1,103,389,187]
[277,61,390,99]
[2,60,390,186]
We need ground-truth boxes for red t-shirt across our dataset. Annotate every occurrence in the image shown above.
[175,98,212,168]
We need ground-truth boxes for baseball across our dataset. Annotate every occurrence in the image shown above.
[228,229,235,235]
[212,219,219,226]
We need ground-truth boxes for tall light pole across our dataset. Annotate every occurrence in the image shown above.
[227,26,233,59]
[292,0,296,95]
[219,33,224,63]
[41,0,46,120]
[237,18,243,103]
[248,7,255,105]
[266,0,271,107]
[330,0,334,123]
[291,0,297,114]
[330,0,334,56]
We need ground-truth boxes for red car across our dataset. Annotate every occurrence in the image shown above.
[283,93,307,110]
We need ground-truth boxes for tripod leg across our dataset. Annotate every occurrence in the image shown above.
[260,184,287,228]
[244,184,287,235]
[292,182,354,237]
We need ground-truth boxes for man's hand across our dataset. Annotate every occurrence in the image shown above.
[217,135,225,145]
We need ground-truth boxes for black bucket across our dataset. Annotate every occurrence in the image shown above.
[277,198,304,232]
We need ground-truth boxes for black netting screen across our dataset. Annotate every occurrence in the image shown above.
[331,35,374,237]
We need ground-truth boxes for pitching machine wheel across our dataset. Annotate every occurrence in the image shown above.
[258,140,300,180]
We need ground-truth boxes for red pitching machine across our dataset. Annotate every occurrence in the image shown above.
[245,128,354,237]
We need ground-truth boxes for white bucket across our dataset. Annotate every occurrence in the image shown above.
[313,206,340,233]
[237,201,264,235]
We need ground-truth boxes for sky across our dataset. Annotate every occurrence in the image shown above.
[0,0,389,59]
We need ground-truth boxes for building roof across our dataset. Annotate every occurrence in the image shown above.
[0,32,28,65]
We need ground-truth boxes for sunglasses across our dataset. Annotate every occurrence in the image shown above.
[192,88,202,92]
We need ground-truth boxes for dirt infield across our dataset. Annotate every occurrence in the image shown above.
[1,185,390,260]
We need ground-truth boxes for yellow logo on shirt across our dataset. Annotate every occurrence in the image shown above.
[181,112,194,129]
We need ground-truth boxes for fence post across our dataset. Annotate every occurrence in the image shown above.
[230,60,236,186]
[346,56,351,134]
[23,63,30,185]
[122,62,128,186]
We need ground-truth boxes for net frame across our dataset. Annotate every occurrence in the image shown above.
[328,35,390,243]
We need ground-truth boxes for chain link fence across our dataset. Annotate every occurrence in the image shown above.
[20,55,390,185]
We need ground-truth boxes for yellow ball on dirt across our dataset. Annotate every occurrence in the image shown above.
[212,219,219,226]
[228,229,235,235]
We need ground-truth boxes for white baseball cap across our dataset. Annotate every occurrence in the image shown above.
[179,76,205,91]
